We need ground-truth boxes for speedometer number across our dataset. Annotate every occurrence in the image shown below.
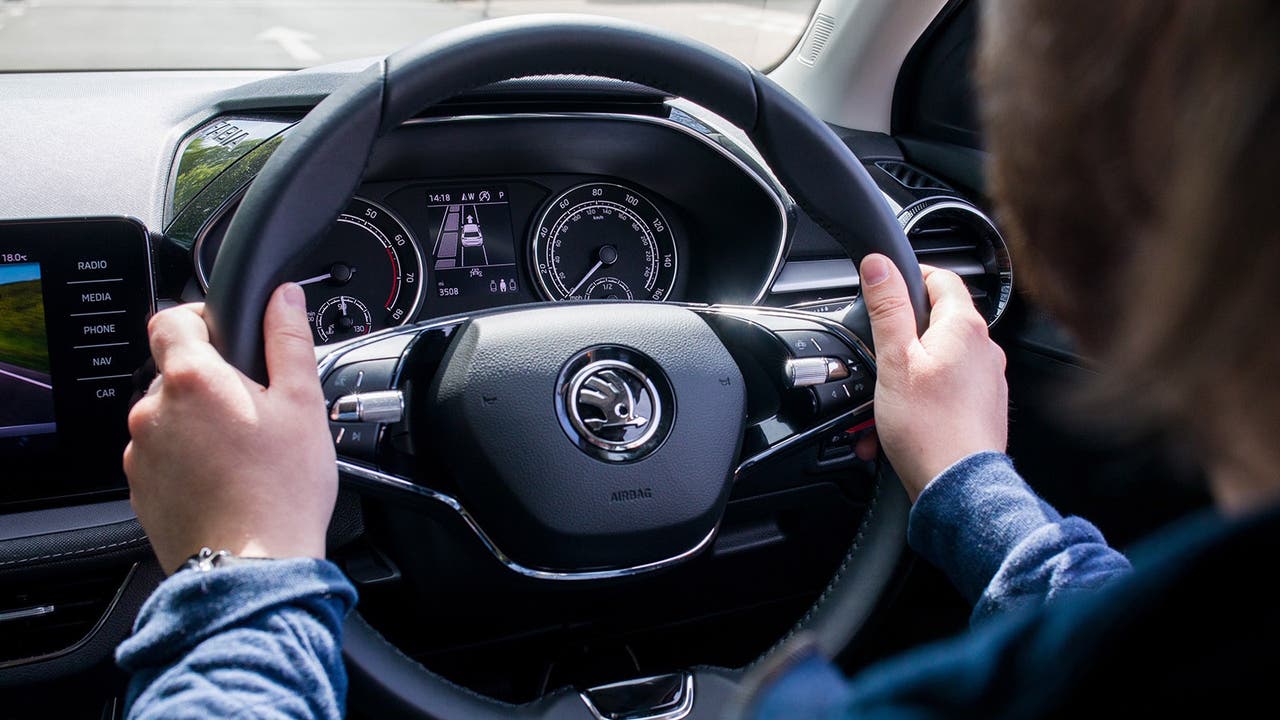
[530,182,678,303]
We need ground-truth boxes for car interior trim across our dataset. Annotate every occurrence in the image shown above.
[579,672,695,720]
[335,459,721,582]
[0,563,138,671]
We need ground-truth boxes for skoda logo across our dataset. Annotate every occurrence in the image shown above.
[566,359,663,453]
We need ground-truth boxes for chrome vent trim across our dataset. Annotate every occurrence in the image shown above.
[770,199,1013,326]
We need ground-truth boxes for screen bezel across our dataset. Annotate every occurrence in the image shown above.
[0,217,153,511]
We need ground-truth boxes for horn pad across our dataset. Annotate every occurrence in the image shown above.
[426,303,745,573]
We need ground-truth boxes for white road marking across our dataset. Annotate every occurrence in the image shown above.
[256,26,322,63]
[0,366,52,390]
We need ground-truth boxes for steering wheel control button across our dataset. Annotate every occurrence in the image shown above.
[813,376,872,415]
[329,390,404,424]
[330,422,380,461]
[784,356,851,388]
[580,672,693,720]
[776,329,854,359]
[322,358,398,398]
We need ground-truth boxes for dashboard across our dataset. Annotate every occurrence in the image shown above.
[197,177,689,345]
[0,69,1014,694]
[173,110,789,347]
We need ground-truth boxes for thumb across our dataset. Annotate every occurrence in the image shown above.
[859,254,919,364]
[262,283,320,397]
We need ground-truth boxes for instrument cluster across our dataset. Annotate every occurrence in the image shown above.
[195,175,689,345]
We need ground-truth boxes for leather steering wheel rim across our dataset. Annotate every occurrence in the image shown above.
[204,14,923,718]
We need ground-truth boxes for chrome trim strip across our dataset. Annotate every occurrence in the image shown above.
[336,460,719,582]
[0,564,139,671]
[192,186,249,292]
[900,198,994,236]
[0,605,56,623]
[399,110,791,306]
[899,199,1013,326]
[770,258,860,294]
[580,672,694,720]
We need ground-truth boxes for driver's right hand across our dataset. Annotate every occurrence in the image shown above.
[856,254,1009,501]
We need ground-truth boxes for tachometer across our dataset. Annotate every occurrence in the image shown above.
[294,197,423,344]
[530,182,677,302]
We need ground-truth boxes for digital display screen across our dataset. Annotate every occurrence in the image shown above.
[425,186,524,304]
[0,260,56,439]
[0,217,153,508]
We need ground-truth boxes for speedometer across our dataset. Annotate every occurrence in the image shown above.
[530,182,678,302]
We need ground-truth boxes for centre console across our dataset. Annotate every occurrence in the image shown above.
[0,218,153,508]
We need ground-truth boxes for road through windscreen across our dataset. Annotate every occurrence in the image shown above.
[0,0,818,71]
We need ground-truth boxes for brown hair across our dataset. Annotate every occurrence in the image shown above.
[978,1,1280,471]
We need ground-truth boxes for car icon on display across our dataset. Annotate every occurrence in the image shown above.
[460,222,484,247]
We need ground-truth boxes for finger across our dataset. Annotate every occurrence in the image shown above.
[262,283,321,397]
[922,268,982,327]
[147,304,212,372]
[859,254,920,363]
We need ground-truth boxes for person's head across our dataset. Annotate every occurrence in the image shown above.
[978,0,1280,509]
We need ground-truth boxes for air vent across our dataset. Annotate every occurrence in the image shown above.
[875,161,951,191]
[798,13,836,66]
[903,201,1013,325]
[769,201,1013,326]
[0,565,134,667]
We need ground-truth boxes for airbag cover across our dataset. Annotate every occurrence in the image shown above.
[427,303,745,572]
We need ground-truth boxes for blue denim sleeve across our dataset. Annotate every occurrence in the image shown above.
[908,451,1131,623]
[115,558,358,719]
[744,453,1134,720]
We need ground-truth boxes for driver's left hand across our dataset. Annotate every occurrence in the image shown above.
[123,284,337,573]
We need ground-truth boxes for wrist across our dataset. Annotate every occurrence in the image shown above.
[178,547,276,574]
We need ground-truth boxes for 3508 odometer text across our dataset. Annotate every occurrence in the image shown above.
[531,182,678,302]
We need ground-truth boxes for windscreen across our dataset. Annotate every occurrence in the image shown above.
[0,0,819,72]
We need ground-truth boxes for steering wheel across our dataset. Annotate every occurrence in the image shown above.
[204,15,927,719]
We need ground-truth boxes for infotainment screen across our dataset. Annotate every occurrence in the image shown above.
[0,261,57,440]
[0,218,153,509]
